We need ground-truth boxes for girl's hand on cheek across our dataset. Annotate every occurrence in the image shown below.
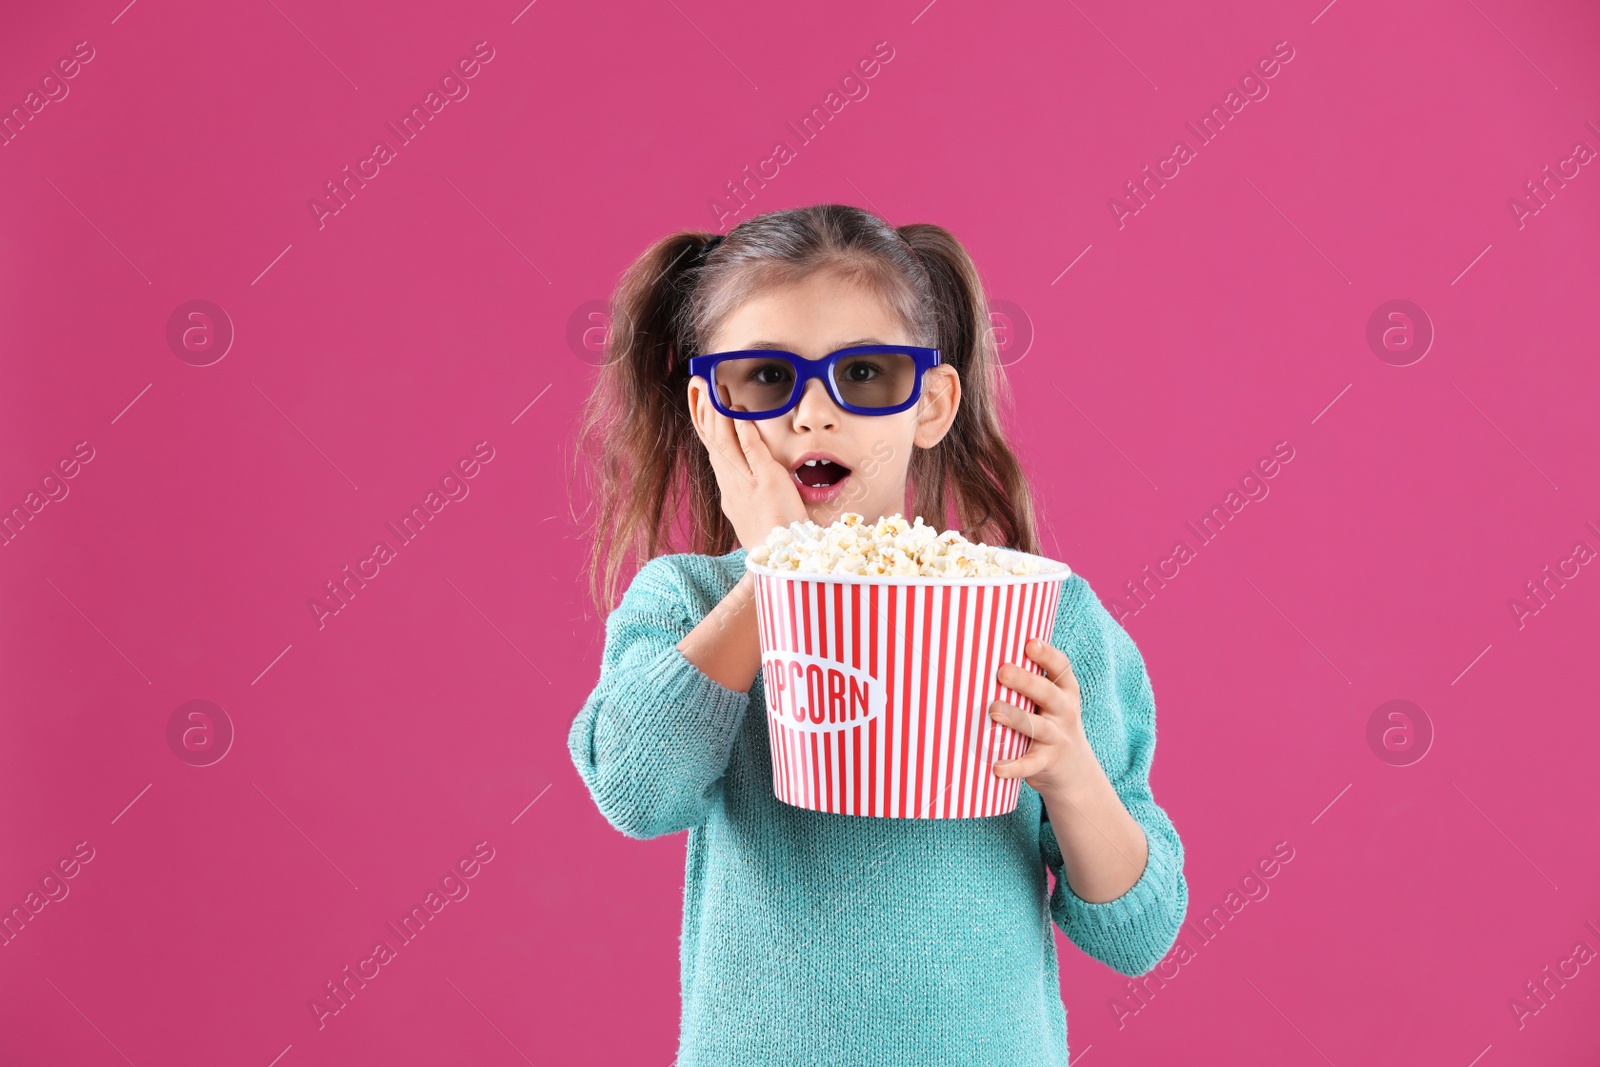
[989,639,1105,802]
[693,383,810,550]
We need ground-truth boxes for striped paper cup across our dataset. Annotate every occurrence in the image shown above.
[746,552,1072,819]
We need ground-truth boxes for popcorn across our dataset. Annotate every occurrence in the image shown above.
[748,513,1049,577]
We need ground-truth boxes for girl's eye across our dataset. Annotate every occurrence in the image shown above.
[842,361,881,382]
[750,364,791,385]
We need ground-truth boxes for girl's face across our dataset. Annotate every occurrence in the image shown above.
[688,270,961,528]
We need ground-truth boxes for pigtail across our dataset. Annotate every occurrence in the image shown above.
[896,224,1041,556]
[574,231,735,617]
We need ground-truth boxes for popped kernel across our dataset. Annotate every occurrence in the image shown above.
[748,513,1050,577]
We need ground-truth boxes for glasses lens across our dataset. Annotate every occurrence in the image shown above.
[832,350,917,410]
[715,356,796,414]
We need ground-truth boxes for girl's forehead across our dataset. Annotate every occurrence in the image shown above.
[712,275,913,351]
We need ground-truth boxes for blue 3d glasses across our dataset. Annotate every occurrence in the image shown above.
[688,345,942,420]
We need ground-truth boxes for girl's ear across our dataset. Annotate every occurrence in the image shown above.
[685,376,712,446]
[911,365,960,448]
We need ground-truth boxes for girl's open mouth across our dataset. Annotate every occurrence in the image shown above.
[791,455,852,502]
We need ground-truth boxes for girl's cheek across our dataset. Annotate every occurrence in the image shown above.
[756,425,783,453]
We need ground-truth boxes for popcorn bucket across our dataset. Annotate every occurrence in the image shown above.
[747,556,1071,818]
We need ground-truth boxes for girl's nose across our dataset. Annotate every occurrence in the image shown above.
[791,378,838,430]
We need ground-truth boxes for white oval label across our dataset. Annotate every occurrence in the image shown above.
[760,652,885,733]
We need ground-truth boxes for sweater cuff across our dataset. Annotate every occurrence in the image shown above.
[1049,819,1183,964]
[665,644,753,727]
[575,644,755,840]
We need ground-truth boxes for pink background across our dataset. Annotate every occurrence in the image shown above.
[2,0,1597,1063]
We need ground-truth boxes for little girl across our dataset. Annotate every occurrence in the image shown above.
[568,205,1187,1066]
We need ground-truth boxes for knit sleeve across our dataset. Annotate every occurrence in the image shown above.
[1038,574,1188,976]
[567,555,753,840]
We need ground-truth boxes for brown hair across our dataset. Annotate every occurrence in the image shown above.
[572,204,1040,616]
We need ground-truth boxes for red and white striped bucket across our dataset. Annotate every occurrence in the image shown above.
[747,555,1071,818]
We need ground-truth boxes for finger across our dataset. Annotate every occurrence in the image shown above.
[727,406,766,471]
[993,749,1051,779]
[729,405,779,474]
[721,425,759,488]
[698,385,754,486]
[996,660,1069,718]
[1024,638,1081,698]
[989,699,1045,739]
[719,419,757,487]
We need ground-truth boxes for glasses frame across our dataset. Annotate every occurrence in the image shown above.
[687,344,942,420]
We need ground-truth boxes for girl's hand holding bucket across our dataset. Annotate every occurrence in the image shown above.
[992,636,1152,903]
[990,638,1100,801]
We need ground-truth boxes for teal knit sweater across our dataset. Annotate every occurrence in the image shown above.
[568,547,1187,1066]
